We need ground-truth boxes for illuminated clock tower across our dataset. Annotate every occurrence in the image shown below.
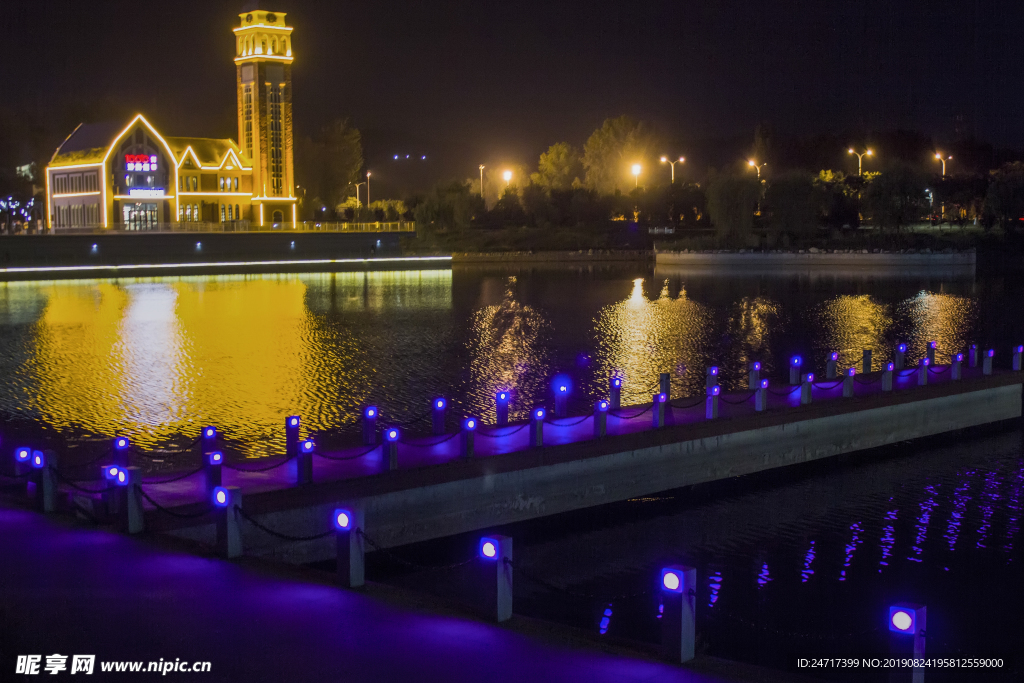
[234,6,296,224]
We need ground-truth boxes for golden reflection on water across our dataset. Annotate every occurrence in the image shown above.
[465,276,550,420]
[813,295,891,369]
[594,278,715,401]
[898,291,976,362]
[8,271,452,454]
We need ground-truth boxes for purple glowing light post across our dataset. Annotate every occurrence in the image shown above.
[432,397,447,435]
[334,506,365,588]
[362,406,378,445]
[461,417,477,458]
[660,565,696,663]
[789,356,802,385]
[826,352,839,379]
[383,427,400,471]
[748,361,761,390]
[594,400,609,438]
[495,391,510,427]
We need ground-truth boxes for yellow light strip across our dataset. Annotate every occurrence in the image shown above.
[48,162,104,171]
[0,256,452,276]
[45,172,52,232]
[179,192,251,198]
[291,204,297,225]
[259,204,264,226]
[112,195,176,200]
[234,55,294,63]
[233,25,293,33]
[176,146,251,172]
[52,191,102,198]
[101,114,180,229]
[250,196,298,203]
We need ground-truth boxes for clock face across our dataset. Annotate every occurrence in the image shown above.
[245,13,252,23]
[266,12,277,22]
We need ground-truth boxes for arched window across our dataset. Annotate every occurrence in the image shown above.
[193,203,199,220]
[220,204,226,222]
[192,177,197,191]
[234,177,239,191]
[235,204,241,220]
[261,38,267,54]
[219,177,224,191]
[271,38,278,54]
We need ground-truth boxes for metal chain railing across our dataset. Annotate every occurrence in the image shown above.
[718,391,756,406]
[476,423,530,439]
[234,507,334,541]
[143,466,206,485]
[51,467,108,494]
[222,454,296,473]
[137,487,213,519]
[766,385,801,397]
[610,404,655,420]
[811,380,844,390]
[399,432,461,448]
[508,559,651,601]
[545,414,592,427]
[313,444,379,461]
[358,530,478,571]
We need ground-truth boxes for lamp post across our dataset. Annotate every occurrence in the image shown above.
[631,163,642,188]
[848,148,873,175]
[934,152,952,176]
[479,164,485,197]
[660,156,685,183]
[354,182,365,207]
[747,159,765,180]
[502,170,512,187]
[366,171,372,205]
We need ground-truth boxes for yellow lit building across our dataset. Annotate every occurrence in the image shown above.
[45,7,297,231]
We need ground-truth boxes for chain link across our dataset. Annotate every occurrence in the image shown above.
[476,423,529,439]
[234,507,334,541]
[222,454,296,472]
[313,444,379,461]
[137,487,214,519]
[143,466,206,485]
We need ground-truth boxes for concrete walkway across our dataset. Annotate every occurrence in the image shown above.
[0,503,815,683]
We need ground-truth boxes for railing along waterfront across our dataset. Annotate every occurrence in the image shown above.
[48,221,415,235]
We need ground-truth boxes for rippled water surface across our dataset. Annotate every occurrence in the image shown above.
[2,263,1022,679]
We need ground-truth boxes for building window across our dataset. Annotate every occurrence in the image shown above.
[219,177,225,191]
[192,177,198,191]
[221,204,226,222]
[268,84,283,195]
[243,84,254,159]
[235,204,241,220]
[54,174,68,194]
[234,177,239,191]
[227,205,233,221]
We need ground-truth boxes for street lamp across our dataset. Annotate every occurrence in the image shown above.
[354,182,366,206]
[660,155,685,183]
[502,170,512,187]
[366,171,372,205]
[934,152,952,176]
[479,164,485,197]
[631,163,642,188]
[848,148,873,175]
[747,159,766,180]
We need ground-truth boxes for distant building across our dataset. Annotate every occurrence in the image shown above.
[45,7,296,231]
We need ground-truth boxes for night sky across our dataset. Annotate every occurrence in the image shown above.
[3,0,1023,184]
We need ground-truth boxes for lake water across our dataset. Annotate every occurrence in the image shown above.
[1,263,1020,680]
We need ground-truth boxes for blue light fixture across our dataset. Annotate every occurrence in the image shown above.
[661,567,684,592]
[287,415,300,428]
[31,451,45,469]
[752,361,761,371]
[847,367,856,376]
[898,343,907,353]
[889,606,916,633]
[987,349,995,357]
[479,537,499,560]
[708,366,719,376]
[597,400,609,412]
[830,352,839,361]
[611,377,622,388]
[534,407,546,420]
[116,469,128,486]
[657,392,668,403]
[384,427,400,442]
[708,386,720,396]
[103,465,120,480]
[207,451,224,465]
[333,508,353,531]
[760,379,769,389]
[887,362,895,371]
[463,417,477,431]
[434,398,446,410]
[114,437,130,451]
[791,356,802,367]
[15,447,30,462]
[364,406,377,419]
[558,384,568,393]
[203,426,216,439]
[301,440,314,453]
[955,353,964,362]
[212,486,230,507]
[496,391,509,403]
[804,373,815,382]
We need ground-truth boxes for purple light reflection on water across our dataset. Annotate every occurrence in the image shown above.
[800,541,816,582]
[975,471,1000,549]
[757,563,772,588]
[1004,464,1023,557]
[839,522,862,581]
[707,571,722,607]
[879,506,898,571]
[908,484,939,563]
[945,470,972,552]
[598,603,613,635]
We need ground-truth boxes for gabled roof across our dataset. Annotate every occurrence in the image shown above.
[49,121,123,167]
[166,137,251,170]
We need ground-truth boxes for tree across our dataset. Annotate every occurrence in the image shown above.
[530,143,582,191]
[413,181,483,234]
[582,116,658,193]
[814,170,862,229]
[764,172,821,238]
[984,162,1024,231]
[862,164,927,232]
[521,183,557,227]
[491,186,527,227]
[705,172,759,245]
[296,119,363,219]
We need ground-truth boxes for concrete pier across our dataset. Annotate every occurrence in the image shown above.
[135,368,1021,563]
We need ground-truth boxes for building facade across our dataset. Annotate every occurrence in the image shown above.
[45,7,297,231]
